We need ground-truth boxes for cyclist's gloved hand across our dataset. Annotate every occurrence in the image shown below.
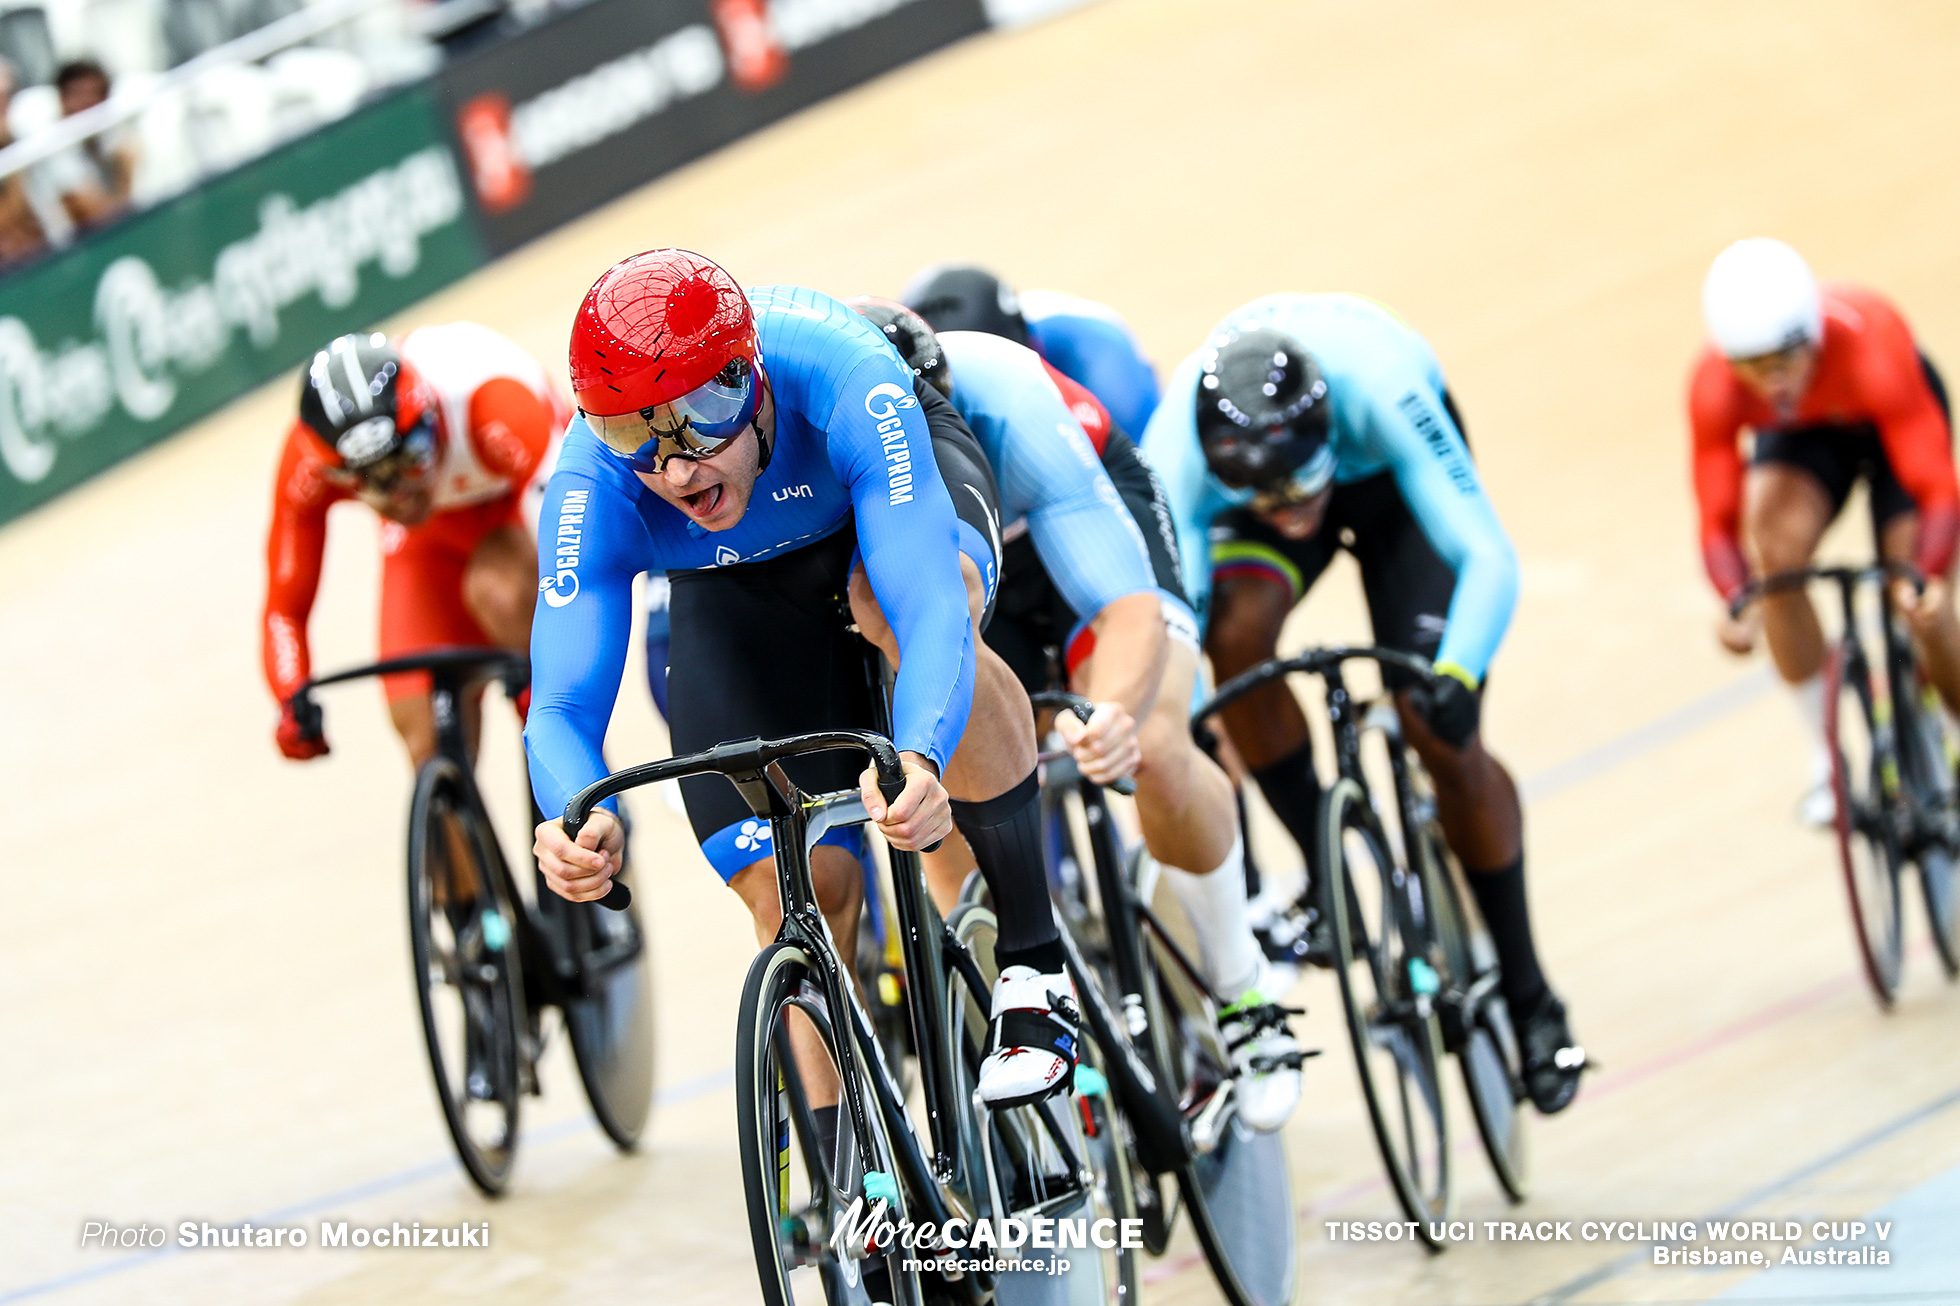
[1410,664,1480,751]
[1055,700,1141,785]
[276,694,329,761]
[861,754,951,852]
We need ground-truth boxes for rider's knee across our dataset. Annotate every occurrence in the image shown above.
[464,563,532,642]
[1206,589,1285,677]
[1135,706,1191,791]
[389,696,438,768]
[1742,505,1817,575]
[810,846,865,921]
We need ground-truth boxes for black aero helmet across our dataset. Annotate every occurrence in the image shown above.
[850,296,953,398]
[297,332,434,477]
[1195,324,1333,492]
[900,263,1030,345]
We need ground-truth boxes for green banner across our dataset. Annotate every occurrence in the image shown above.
[0,85,485,523]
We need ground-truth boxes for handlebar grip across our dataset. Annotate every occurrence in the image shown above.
[286,690,324,737]
[868,736,907,805]
[1063,700,1138,797]
[559,803,631,909]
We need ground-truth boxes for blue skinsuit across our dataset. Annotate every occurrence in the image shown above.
[1020,289,1162,438]
[938,330,1157,630]
[526,286,978,850]
[1140,293,1520,681]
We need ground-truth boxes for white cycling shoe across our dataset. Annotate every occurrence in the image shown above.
[1799,751,1836,828]
[1220,983,1308,1134]
[977,966,1078,1109]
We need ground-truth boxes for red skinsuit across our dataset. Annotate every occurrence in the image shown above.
[263,323,568,704]
[1690,283,1956,599]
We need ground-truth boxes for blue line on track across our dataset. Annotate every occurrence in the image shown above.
[0,1066,736,1304]
[1521,667,1773,804]
[1527,1082,1960,1305]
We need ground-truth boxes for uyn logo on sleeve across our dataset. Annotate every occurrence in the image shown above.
[864,382,919,505]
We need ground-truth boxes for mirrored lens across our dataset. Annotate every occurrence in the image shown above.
[1249,443,1335,511]
[584,360,759,473]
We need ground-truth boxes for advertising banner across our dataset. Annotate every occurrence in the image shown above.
[441,0,991,254]
[0,86,483,525]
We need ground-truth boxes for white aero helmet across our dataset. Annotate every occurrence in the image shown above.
[1702,238,1822,359]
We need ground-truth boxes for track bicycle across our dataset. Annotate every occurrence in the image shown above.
[1199,647,1530,1247]
[292,647,655,1195]
[1019,689,1299,1306]
[565,714,1135,1306]
[1730,562,1960,1006]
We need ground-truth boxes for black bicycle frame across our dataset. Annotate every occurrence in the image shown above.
[562,724,995,1286]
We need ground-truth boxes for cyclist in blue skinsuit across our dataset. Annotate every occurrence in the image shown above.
[854,300,1308,1131]
[1143,292,1587,1115]
[903,264,1161,438]
[529,250,1080,1110]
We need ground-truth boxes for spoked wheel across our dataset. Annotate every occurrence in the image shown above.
[1898,673,1960,979]
[1423,827,1528,1204]
[946,903,1137,1306]
[1826,644,1906,1006]
[736,942,917,1306]
[1135,860,1297,1306]
[1321,777,1450,1242]
[408,757,528,1195]
[559,881,656,1150]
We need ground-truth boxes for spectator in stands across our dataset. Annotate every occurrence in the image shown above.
[43,59,135,232]
[0,57,48,265]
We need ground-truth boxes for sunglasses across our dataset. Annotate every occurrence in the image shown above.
[587,359,762,474]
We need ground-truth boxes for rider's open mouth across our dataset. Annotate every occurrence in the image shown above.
[681,483,723,517]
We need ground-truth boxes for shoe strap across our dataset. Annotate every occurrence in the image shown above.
[993,1008,1077,1065]
[1222,1001,1305,1051]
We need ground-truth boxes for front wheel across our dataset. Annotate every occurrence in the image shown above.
[735,942,916,1306]
[1826,643,1906,1006]
[408,758,527,1196]
[1322,777,1450,1240]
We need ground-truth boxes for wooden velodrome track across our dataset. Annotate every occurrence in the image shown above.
[6,1,1960,1302]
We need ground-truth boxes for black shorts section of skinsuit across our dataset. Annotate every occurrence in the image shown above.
[665,378,1000,845]
[1749,353,1951,528]
[988,426,1186,694]
[1209,391,1471,691]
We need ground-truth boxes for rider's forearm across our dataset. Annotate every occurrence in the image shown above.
[1081,591,1169,721]
[1434,537,1519,684]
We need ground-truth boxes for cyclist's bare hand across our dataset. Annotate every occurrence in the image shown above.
[535,807,625,902]
[1716,608,1759,655]
[1892,575,1947,637]
[861,754,951,851]
[1055,700,1141,784]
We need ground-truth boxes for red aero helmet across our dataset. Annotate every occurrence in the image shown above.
[569,248,758,418]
